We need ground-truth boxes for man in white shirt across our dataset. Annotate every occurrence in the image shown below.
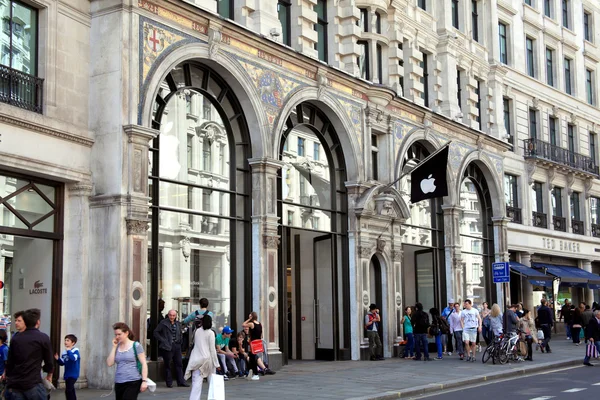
[461,299,482,362]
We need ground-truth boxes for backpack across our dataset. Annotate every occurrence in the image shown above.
[429,317,440,336]
[439,317,450,335]
[188,309,210,354]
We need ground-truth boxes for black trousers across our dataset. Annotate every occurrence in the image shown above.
[160,342,185,386]
[115,380,142,400]
[249,353,259,374]
[65,378,77,400]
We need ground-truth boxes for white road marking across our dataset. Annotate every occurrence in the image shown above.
[528,397,555,400]
[593,382,600,386]
[562,388,587,393]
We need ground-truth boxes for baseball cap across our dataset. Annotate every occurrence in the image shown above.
[448,298,455,304]
[222,326,234,334]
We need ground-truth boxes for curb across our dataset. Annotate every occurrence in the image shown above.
[348,358,582,400]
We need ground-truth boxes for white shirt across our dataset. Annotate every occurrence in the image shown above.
[448,311,462,333]
[461,308,480,330]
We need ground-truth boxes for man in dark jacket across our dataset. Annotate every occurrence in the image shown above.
[4,308,53,400]
[154,310,189,388]
[411,303,431,361]
[537,298,554,353]
[583,310,600,366]
[560,300,572,340]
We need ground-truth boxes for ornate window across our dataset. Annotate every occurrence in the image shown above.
[148,62,251,358]
[459,164,494,304]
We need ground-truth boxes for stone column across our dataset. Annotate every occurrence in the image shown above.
[520,252,534,311]
[249,158,283,367]
[442,205,463,301]
[62,182,92,387]
[492,217,510,306]
[123,125,157,342]
[436,48,460,119]
[581,259,594,306]
[403,39,425,106]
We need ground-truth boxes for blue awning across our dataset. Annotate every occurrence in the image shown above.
[532,263,600,288]
[509,262,554,286]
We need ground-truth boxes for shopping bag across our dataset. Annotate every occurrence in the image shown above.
[587,342,598,359]
[146,378,157,393]
[250,339,264,354]
[537,329,544,340]
[208,374,225,400]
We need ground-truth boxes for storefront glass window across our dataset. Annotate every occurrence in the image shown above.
[458,164,493,305]
[591,197,600,225]
[0,172,62,341]
[149,63,251,359]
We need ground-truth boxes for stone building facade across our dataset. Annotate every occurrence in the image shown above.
[0,0,599,388]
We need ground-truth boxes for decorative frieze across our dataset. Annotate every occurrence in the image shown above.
[126,218,149,235]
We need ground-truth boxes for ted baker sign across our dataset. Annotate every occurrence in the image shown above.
[542,237,581,253]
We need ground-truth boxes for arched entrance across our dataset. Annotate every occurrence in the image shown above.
[369,255,383,342]
[399,141,445,312]
[458,163,495,305]
[147,61,252,359]
[278,102,349,362]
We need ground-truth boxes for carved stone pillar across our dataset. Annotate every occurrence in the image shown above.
[442,205,463,301]
[520,252,534,311]
[123,125,157,342]
[492,216,510,305]
[581,259,594,306]
[249,157,283,367]
[63,182,93,387]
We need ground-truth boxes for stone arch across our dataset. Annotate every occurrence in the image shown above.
[395,129,456,205]
[354,184,410,221]
[139,43,269,158]
[272,88,364,182]
[455,151,504,217]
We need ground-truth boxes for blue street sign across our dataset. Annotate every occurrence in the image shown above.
[492,262,510,283]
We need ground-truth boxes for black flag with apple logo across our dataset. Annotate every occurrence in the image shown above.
[410,144,450,203]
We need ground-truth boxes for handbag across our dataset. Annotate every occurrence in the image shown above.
[208,373,225,400]
[586,342,598,359]
[250,339,264,354]
[537,329,544,340]
[132,341,143,374]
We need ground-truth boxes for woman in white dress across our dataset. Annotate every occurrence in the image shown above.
[185,314,220,400]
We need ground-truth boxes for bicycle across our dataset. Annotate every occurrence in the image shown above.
[498,329,525,364]
[482,334,504,364]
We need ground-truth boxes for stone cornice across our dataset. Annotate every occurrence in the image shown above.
[0,113,94,147]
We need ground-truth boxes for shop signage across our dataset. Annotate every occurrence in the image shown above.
[492,262,510,283]
[541,238,581,253]
[29,280,48,295]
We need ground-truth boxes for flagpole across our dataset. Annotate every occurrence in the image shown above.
[380,141,452,192]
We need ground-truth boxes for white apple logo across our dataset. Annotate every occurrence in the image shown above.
[420,174,436,194]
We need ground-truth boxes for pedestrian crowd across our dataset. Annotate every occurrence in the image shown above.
[366,298,600,367]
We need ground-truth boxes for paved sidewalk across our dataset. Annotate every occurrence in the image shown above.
[51,338,588,400]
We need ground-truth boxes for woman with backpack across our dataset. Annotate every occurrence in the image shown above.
[106,322,148,400]
[429,308,445,360]
[185,314,220,400]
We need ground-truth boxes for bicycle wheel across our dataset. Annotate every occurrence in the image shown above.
[482,345,493,363]
[497,342,509,364]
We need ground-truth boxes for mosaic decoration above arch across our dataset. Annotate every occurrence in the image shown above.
[394,119,418,141]
[138,16,206,123]
[336,97,363,147]
[226,53,309,127]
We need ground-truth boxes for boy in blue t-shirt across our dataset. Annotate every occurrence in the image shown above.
[54,334,80,400]
[0,330,8,376]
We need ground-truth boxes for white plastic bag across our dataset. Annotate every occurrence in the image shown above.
[208,374,225,400]
[537,329,544,340]
[146,378,157,393]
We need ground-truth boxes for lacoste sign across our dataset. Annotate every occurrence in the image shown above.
[29,280,48,295]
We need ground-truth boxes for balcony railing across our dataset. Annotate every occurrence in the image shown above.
[0,64,43,113]
[592,223,600,238]
[572,219,584,235]
[506,206,522,224]
[553,216,566,231]
[524,138,599,175]
[532,211,548,228]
